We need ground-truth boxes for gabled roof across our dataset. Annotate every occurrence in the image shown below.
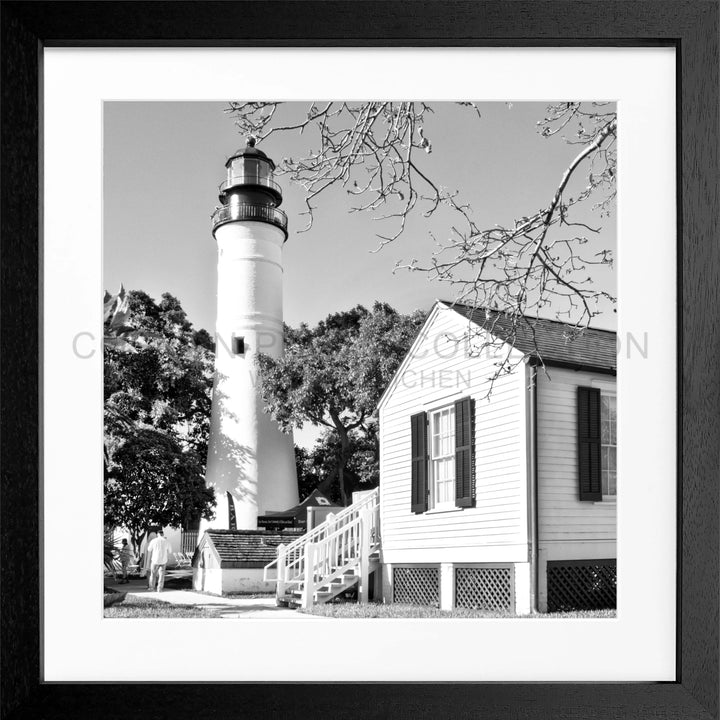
[376,300,616,413]
[444,302,616,373]
[194,529,303,568]
[376,302,445,411]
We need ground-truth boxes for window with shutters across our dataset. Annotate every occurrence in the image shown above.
[410,396,474,514]
[600,393,617,497]
[428,405,456,510]
[578,386,616,501]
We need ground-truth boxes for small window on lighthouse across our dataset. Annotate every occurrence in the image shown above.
[232,335,245,355]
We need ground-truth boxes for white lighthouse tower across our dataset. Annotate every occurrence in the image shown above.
[202,139,299,532]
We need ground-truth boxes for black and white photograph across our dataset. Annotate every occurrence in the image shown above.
[3,2,715,713]
[102,100,621,620]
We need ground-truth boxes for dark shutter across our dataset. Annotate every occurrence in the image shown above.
[577,387,602,501]
[454,397,475,508]
[410,412,428,514]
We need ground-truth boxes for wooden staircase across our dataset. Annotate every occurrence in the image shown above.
[263,488,381,610]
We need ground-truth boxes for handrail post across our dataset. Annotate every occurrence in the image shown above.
[372,491,380,545]
[276,543,286,601]
[359,508,371,604]
[301,542,316,610]
[325,512,336,566]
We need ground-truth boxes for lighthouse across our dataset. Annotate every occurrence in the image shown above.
[202,138,299,532]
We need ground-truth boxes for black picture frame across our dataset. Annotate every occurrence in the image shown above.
[1,2,717,718]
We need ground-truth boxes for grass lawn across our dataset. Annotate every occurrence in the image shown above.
[300,603,617,619]
[104,595,223,619]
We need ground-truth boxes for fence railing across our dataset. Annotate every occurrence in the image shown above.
[181,531,199,555]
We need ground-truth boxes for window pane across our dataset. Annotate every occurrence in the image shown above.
[608,471,616,496]
[430,406,456,505]
[601,394,610,415]
[601,447,609,492]
[600,394,617,496]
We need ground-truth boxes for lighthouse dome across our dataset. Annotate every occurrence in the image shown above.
[224,137,276,171]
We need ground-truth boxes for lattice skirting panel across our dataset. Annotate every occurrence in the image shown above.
[546,559,617,612]
[392,566,440,607]
[455,565,514,612]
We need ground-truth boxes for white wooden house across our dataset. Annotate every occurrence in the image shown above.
[266,300,616,614]
[375,301,616,613]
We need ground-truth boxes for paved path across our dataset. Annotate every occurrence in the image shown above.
[105,575,328,619]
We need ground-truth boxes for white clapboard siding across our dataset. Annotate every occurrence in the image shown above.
[537,367,617,544]
[379,305,528,563]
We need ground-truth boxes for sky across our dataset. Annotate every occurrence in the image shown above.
[103,101,617,336]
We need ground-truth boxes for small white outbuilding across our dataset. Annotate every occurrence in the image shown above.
[192,529,303,595]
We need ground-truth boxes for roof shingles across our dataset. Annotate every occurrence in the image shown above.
[445,302,616,373]
[199,529,304,568]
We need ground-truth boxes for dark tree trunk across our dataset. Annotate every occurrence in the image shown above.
[328,409,355,506]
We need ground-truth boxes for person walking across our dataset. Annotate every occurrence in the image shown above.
[147,529,172,592]
[140,530,157,588]
[118,538,134,584]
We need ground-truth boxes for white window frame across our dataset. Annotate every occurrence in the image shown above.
[427,404,456,511]
[600,391,617,499]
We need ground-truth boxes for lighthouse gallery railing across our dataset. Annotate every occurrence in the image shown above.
[211,203,288,233]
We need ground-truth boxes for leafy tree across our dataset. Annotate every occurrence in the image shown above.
[295,433,373,505]
[228,101,616,382]
[259,302,424,505]
[104,289,216,551]
[294,445,319,503]
[105,427,215,553]
[104,290,215,458]
[297,427,380,505]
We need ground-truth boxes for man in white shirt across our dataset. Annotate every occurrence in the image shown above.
[147,529,172,592]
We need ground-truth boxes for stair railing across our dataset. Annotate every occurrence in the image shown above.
[264,487,378,582]
[300,505,374,610]
[264,487,380,604]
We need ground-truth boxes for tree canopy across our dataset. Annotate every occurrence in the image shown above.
[105,427,214,551]
[295,427,379,505]
[259,302,425,505]
[104,289,216,550]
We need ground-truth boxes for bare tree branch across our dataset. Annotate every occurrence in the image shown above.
[227,100,617,389]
